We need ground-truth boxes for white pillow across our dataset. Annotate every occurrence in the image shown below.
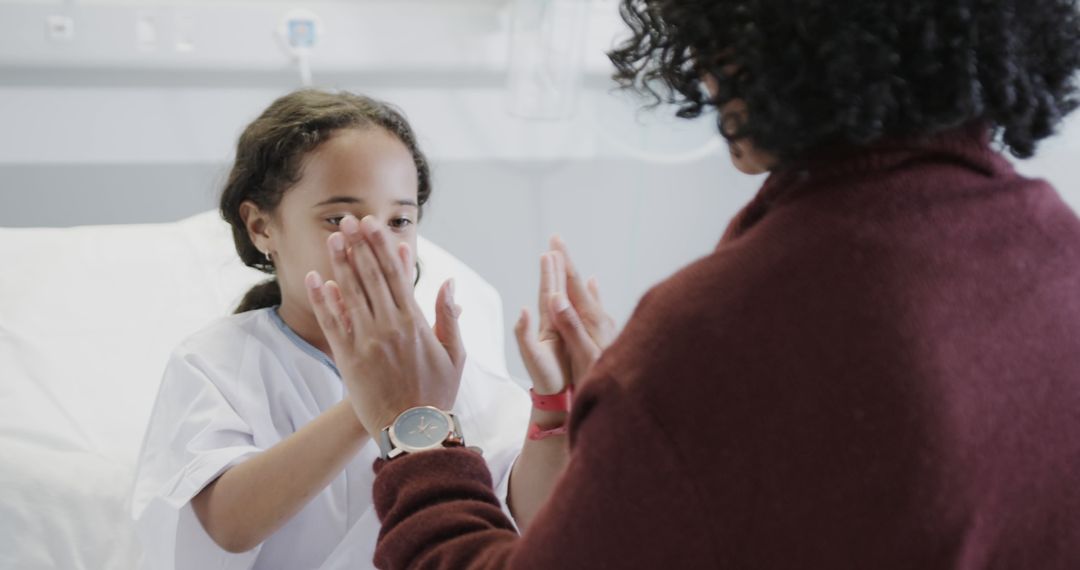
[0,210,507,570]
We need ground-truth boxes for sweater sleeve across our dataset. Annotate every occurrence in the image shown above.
[371,374,718,570]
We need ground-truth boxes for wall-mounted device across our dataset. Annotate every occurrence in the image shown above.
[277,8,323,87]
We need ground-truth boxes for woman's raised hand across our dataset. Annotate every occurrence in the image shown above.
[304,215,466,437]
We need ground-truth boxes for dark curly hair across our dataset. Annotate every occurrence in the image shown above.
[608,0,1080,162]
[220,89,431,313]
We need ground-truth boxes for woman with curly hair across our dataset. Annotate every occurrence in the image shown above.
[305,0,1080,568]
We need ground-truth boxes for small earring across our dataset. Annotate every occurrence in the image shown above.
[264,250,273,263]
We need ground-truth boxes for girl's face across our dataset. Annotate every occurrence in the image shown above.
[245,127,420,321]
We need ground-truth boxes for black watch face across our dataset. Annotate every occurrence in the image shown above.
[393,407,451,450]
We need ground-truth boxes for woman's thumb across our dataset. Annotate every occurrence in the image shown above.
[434,279,466,367]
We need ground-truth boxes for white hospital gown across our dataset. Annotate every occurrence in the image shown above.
[130,307,529,570]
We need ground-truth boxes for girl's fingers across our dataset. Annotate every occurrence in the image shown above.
[537,253,558,337]
[327,231,373,332]
[551,235,594,311]
[514,308,538,363]
[514,309,541,378]
[550,246,568,296]
[514,308,561,394]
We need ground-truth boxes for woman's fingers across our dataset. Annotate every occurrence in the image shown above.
[548,292,601,384]
[323,279,352,335]
[353,215,416,313]
[398,242,415,286]
[585,275,617,347]
[587,276,602,305]
[551,236,616,349]
[315,218,468,436]
[327,231,373,333]
[305,272,354,364]
[340,220,398,324]
[305,270,341,336]
[433,279,466,371]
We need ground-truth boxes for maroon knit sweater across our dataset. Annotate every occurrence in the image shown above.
[371,125,1080,569]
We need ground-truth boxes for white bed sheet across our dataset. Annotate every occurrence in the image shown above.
[0,210,509,570]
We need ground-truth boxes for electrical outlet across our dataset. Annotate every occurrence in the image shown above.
[46,15,75,43]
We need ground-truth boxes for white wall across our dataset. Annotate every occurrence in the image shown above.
[0,91,757,382]
[2,0,1078,381]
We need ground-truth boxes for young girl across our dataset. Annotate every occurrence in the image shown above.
[129,90,537,570]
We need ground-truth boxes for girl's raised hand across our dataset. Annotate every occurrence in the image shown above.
[515,237,617,395]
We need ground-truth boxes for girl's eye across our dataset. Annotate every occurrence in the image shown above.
[326,216,344,227]
[390,217,414,230]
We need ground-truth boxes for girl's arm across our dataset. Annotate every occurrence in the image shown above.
[507,242,617,531]
[191,400,368,553]
[508,407,570,531]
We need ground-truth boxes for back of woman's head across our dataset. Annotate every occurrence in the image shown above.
[220,89,431,313]
[609,0,1080,162]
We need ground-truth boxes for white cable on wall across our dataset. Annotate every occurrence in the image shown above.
[297,52,313,87]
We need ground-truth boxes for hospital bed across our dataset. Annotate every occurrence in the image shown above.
[0,210,510,569]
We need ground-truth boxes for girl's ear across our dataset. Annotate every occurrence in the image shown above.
[239,200,274,256]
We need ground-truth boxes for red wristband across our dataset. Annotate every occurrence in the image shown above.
[529,385,573,412]
[528,422,568,441]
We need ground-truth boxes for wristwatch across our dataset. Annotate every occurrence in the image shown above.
[377,406,465,460]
